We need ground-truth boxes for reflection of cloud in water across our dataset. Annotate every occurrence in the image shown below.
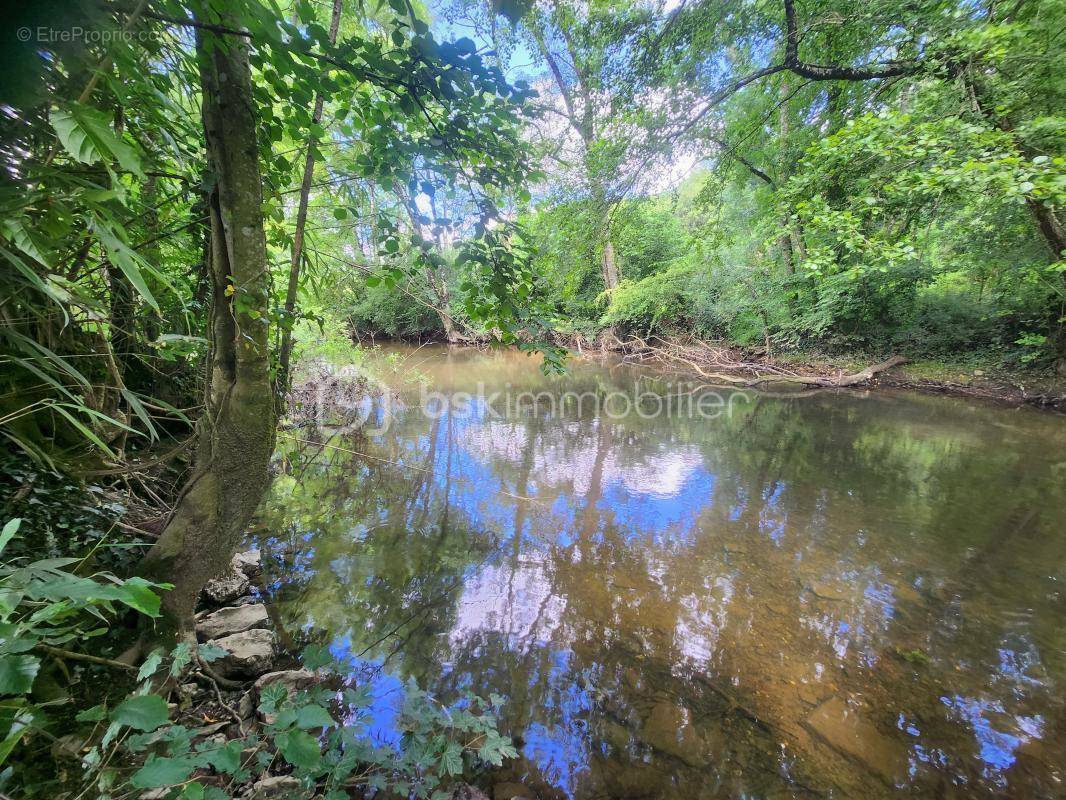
[463,420,707,500]
[674,576,734,665]
[450,561,565,648]
[266,346,1066,799]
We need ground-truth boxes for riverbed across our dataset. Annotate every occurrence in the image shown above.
[256,344,1066,798]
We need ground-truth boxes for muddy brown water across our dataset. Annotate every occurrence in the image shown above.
[257,344,1066,799]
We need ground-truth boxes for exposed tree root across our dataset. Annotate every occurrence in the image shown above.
[594,334,908,389]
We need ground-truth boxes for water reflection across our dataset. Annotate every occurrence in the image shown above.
[257,345,1066,798]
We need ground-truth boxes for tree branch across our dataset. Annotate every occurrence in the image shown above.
[782,0,918,80]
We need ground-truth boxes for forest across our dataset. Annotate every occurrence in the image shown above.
[0,0,1063,797]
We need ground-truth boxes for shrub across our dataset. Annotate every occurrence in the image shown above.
[601,262,694,335]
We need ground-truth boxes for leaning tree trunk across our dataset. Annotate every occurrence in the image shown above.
[140,10,275,633]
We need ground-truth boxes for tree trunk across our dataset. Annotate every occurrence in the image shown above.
[1026,196,1066,260]
[140,9,275,633]
[276,0,344,395]
[427,268,459,342]
[602,236,619,291]
[776,80,796,278]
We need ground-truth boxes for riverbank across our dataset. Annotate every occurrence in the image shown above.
[347,331,1066,412]
[576,334,1066,412]
[150,548,520,800]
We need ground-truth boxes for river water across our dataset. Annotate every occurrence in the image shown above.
[257,344,1066,798]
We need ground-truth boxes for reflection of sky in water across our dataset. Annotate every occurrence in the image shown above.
[268,349,1066,798]
[328,635,406,747]
[522,651,593,796]
[600,467,715,540]
[941,695,1043,780]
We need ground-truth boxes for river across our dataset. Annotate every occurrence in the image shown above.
[255,344,1066,798]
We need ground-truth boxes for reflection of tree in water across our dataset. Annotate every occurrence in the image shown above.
[255,419,496,687]
[259,348,1066,799]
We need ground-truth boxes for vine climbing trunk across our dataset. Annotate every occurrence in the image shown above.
[140,10,275,633]
[276,0,343,396]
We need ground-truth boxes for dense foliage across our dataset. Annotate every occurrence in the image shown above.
[391,0,1065,370]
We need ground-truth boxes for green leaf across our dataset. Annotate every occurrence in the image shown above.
[49,403,117,456]
[204,740,243,774]
[170,642,193,677]
[0,655,40,695]
[197,643,227,663]
[91,221,160,311]
[111,694,170,732]
[258,684,287,714]
[275,729,321,769]
[76,704,107,722]
[440,741,463,776]
[0,726,30,766]
[0,519,20,555]
[138,648,165,681]
[120,388,159,442]
[130,754,198,788]
[116,577,165,617]
[295,703,334,729]
[51,103,143,176]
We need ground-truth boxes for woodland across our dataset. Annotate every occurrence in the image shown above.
[0,0,1063,796]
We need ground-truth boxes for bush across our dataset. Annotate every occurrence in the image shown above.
[346,279,443,339]
[890,288,1004,357]
[601,262,694,335]
[0,517,169,785]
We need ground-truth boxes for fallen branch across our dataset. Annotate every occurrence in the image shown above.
[34,644,137,671]
[607,335,908,389]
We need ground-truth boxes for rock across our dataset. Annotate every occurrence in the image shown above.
[246,775,302,799]
[453,785,491,800]
[201,567,250,605]
[254,668,319,698]
[191,721,229,740]
[232,549,262,577]
[642,701,707,766]
[253,669,320,722]
[196,603,270,641]
[213,629,276,679]
[806,581,851,602]
[493,783,534,800]
[238,691,256,720]
[803,696,907,782]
